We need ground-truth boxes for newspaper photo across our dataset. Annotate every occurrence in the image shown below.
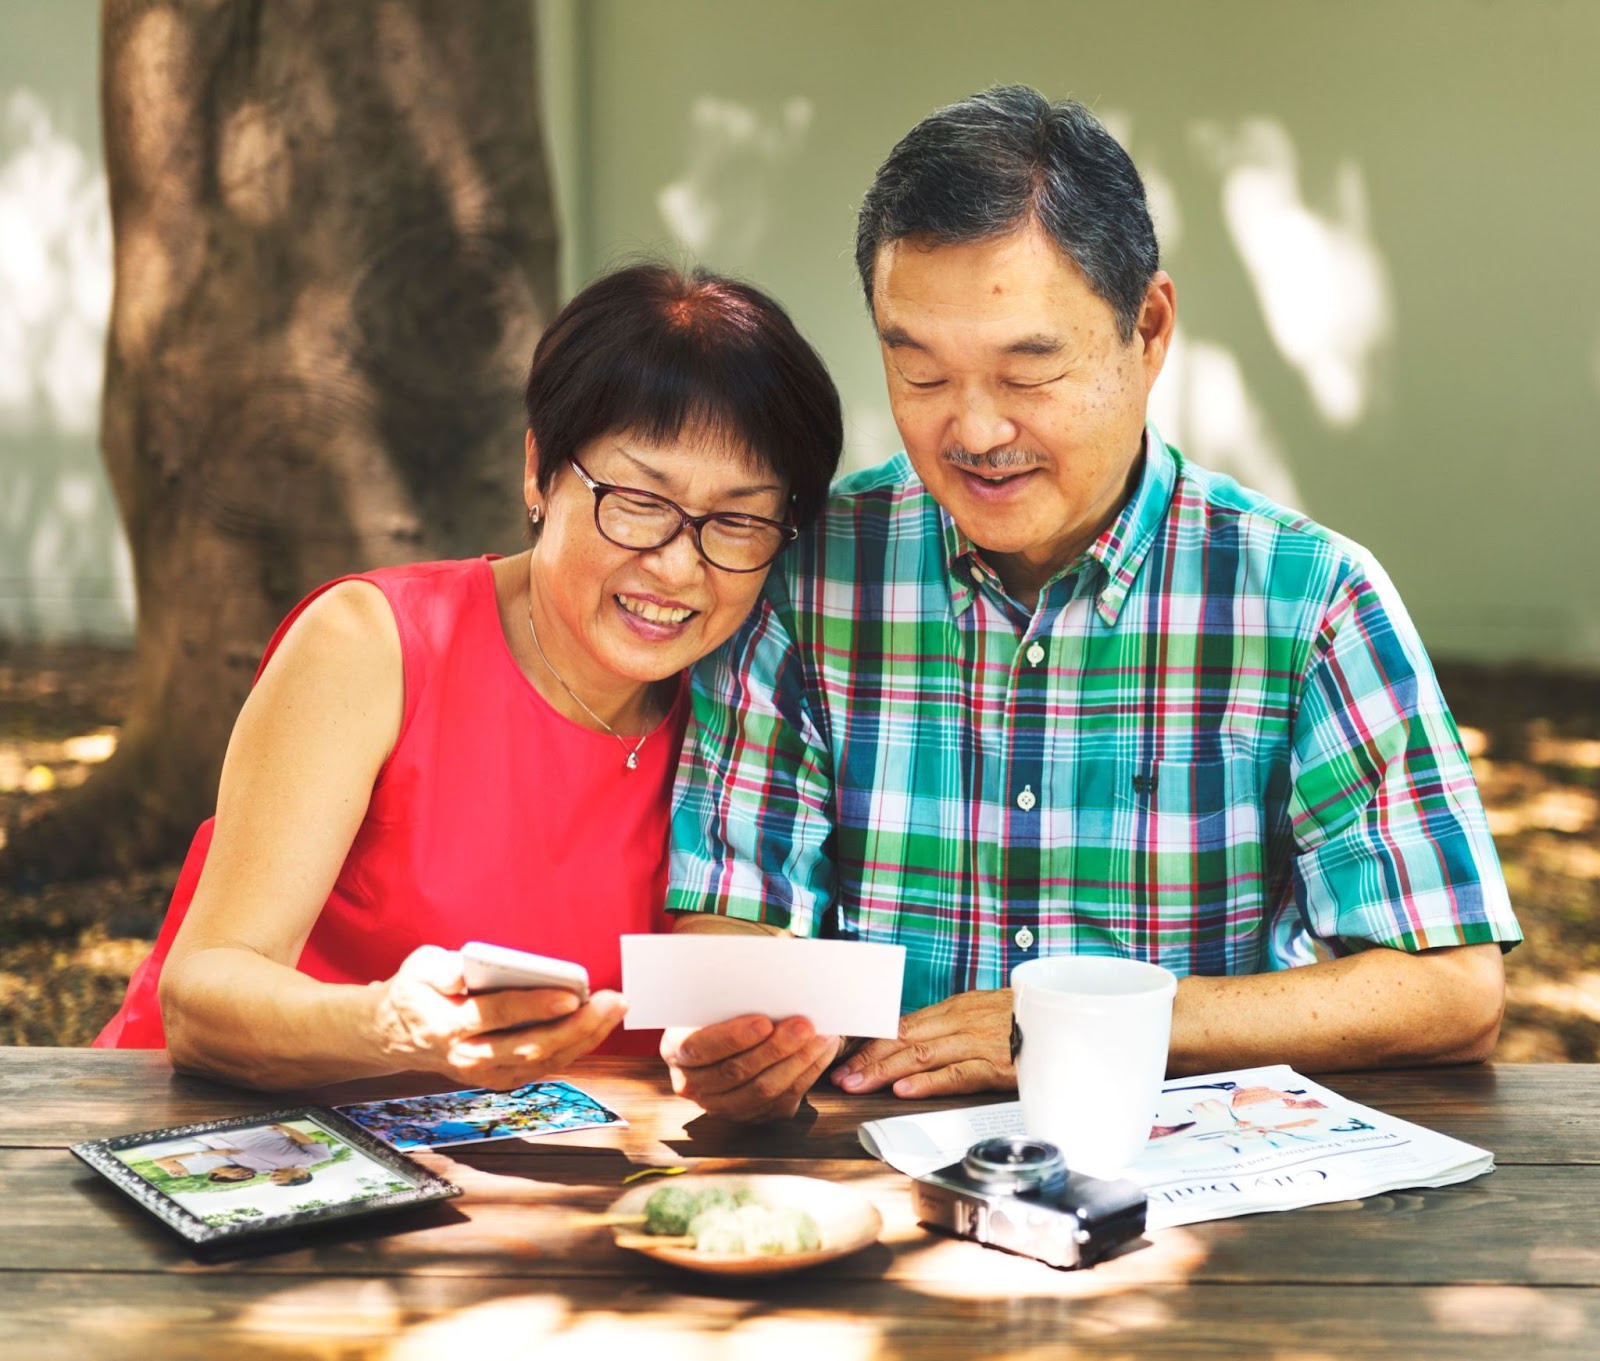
[859,1064,1494,1229]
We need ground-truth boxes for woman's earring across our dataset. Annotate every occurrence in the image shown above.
[528,504,543,528]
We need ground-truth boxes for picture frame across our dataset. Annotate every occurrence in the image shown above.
[71,1106,461,1252]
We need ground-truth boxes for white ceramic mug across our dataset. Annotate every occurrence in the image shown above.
[1009,955,1178,1178]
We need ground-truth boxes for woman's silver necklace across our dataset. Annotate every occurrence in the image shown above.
[525,606,650,770]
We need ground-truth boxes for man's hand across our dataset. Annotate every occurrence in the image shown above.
[661,1013,841,1122]
[831,988,1016,1098]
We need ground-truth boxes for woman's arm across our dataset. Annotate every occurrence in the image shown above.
[158,581,622,1090]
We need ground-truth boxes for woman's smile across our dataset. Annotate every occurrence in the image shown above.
[615,592,698,633]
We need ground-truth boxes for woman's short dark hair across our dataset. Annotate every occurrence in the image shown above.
[524,264,843,526]
[855,85,1159,341]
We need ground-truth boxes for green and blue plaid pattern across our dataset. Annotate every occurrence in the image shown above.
[669,431,1520,1012]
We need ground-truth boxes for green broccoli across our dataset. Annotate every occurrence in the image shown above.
[642,1184,700,1237]
[641,1183,822,1254]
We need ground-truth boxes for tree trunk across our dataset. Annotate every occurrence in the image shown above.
[2,0,556,883]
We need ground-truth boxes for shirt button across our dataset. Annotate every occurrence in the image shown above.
[1025,642,1045,666]
[1015,926,1035,950]
[1016,785,1037,812]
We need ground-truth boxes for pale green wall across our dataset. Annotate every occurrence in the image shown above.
[545,0,1600,666]
[4,1,1598,665]
[0,0,131,641]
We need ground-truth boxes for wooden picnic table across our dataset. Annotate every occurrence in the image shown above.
[3,1049,1597,1358]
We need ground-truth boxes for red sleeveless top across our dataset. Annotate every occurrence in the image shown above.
[95,557,682,1057]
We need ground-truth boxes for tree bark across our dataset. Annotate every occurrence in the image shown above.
[2,0,556,882]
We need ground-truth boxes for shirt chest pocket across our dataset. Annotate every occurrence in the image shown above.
[1053,753,1265,971]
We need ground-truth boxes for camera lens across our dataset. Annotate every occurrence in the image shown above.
[963,1136,1069,1195]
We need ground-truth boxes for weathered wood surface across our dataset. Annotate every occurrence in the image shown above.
[6,1051,1598,1360]
[4,1050,1598,1163]
[6,1147,1598,1287]
[3,1273,1597,1361]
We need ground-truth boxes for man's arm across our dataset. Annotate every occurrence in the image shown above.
[662,594,844,1121]
[838,555,1519,1097]
[833,941,1503,1098]
[1170,941,1503,1072]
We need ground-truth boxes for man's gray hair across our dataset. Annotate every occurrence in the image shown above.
[854,85,1159,341]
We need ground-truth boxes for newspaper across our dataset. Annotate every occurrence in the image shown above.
[858,1063,1494,1230]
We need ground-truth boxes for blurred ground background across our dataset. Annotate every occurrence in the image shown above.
[1,641,1595,1059]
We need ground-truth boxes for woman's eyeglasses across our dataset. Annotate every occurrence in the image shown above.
[568,458,797,573]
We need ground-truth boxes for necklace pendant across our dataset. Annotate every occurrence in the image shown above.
[626,751,639,770]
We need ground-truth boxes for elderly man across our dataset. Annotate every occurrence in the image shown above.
[153,1122,334,1185]
[665,86,1520,1121]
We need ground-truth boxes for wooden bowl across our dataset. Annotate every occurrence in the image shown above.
[607,1173,882,1276]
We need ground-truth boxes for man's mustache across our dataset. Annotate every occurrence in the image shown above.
[942,447,1048,472]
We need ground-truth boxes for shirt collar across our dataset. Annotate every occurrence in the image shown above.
[937,424,1179,625]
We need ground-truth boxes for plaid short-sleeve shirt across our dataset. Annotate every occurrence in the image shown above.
[668,432,1520,1012]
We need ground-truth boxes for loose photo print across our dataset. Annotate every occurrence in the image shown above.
[335,1080,626,1151]
[109,1116,415,1230]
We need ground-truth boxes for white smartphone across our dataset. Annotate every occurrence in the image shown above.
[459,941,591,1003]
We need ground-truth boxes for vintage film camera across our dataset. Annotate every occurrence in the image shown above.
[911,1135,1147,1270]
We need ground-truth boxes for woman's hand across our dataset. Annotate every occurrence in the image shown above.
[373,945,626,1090]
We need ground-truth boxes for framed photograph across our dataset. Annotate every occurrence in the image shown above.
[71,1107,461,1251]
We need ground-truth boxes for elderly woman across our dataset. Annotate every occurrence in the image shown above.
[95,264,842,1090]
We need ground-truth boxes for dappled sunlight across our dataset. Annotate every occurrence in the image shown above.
[380,1295,568,1358]
[0,726,118,795]
[1527,732,1600,769]
[208,1173,1203,1357]
[235,1278,405,1349]
[109,222,173,364]
[109,3,195,365]
[1191,118,1391,430]
[277,282,421,556]
[1149,324,1307,512]
[657,95,812,265]
[1467,716,1600,842]
[0,90,110,435]
[1117,112,1307,514]
[1518,832,1600,882]
[1463,691,1600,1060]
[1425,1285,1586,1341]
[56,1302,205,1356]
[376,3,494,236]
[64,925,149,976]
[1140,166,1184,258]
[1511,973,1600,1025]
[1529,1243,1600,1276]
[218,100,292,226]
[404,1152,590,1205]
[379,1293,878,1361]
[1485,787,1598,838]
[1099,109,1184,254]
[890,1219,1207,1302]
